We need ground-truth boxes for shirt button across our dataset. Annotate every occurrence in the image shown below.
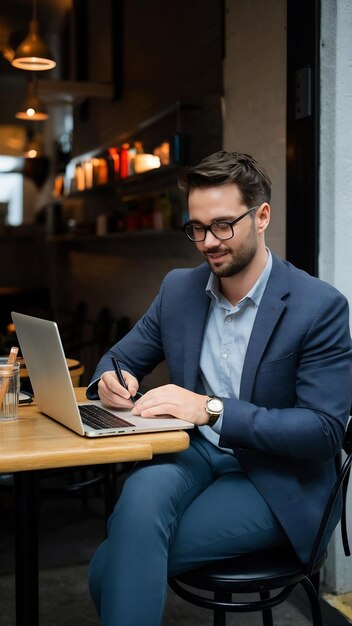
[222,353,228,359]
[226,316,232,322]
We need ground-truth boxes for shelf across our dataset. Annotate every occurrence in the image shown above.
[63,164,181,200]
[48,229,181,242]
[46,230,200,263]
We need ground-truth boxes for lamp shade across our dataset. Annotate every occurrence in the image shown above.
[11,20,56,71]
[15,80,49,121]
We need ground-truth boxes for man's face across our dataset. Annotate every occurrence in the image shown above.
[188,184,261,278]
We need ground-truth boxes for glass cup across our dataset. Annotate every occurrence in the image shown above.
[0,358,20,421]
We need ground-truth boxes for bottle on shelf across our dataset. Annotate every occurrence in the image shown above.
[108,147,120,180]
[96,214,108,236]
[153,192,172,230]
[120,144,130,178]
[170,133,188,164]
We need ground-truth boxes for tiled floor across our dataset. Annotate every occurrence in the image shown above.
[0,565,314,626]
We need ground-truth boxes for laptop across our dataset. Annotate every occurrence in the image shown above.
[11,312,194,438]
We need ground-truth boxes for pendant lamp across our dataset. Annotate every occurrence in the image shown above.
[15,76,49,121]
[11,0,56,71]
[23,137,42,158]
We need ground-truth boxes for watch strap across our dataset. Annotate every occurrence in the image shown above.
[207,411,220,427]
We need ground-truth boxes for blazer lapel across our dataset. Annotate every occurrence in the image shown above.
[240,257,289,400]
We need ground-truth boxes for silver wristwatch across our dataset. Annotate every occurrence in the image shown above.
[205,396,223,427]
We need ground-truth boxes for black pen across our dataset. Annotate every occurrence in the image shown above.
[112,357,136,403]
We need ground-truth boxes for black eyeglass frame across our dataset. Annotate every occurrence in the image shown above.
[182,205,259,242]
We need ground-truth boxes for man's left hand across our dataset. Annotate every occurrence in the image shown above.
[131,384,209,425]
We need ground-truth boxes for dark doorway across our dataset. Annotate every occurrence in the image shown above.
[286,0,320,275]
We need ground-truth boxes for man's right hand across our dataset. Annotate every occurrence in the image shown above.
[98,370,139,409]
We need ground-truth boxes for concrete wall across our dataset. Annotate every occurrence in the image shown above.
[223,0,287,258]
[319,0,352,596]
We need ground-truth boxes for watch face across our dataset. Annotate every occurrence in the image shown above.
[208,398,223,413]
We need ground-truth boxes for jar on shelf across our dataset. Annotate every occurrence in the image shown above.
[95,157,109,186]
[75,164,85,191]
[153,141,170,166]
[83,160,94,188]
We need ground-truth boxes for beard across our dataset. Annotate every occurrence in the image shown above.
[202,223,258,278]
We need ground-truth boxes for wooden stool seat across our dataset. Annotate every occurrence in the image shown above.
[19,357,84,387]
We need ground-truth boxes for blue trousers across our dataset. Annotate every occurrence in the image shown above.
[89,433,288,625]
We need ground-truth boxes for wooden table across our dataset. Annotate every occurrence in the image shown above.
[0,388,190,626]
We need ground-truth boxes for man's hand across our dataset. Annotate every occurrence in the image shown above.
[131,384,209,425]
[98,370,139,409]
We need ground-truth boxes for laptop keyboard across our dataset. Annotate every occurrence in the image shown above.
[79,404,134,430]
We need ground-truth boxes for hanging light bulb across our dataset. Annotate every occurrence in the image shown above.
[11,0,56,71]
[24,139,41,159]
[24,140,42,159]
[15,76,49,121]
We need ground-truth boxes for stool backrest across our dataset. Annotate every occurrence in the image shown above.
[306,418,352,573]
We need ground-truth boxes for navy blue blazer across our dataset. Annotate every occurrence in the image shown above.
[88,255,352,563]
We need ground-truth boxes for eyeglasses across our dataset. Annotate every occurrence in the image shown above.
[183,206,259,242]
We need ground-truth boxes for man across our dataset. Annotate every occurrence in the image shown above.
[87,151,352,626]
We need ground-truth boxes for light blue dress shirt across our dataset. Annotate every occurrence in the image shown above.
[198,250,273,451]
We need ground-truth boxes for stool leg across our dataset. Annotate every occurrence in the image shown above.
[310,572,320,594]
[260,591,274,626]
[301,577,323,626]
[213,592,230,626]
[213,612,226,626]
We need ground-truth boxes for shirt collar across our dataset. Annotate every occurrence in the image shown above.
[205,249,272,307]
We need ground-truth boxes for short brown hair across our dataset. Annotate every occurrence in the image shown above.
[179,151,271,207]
